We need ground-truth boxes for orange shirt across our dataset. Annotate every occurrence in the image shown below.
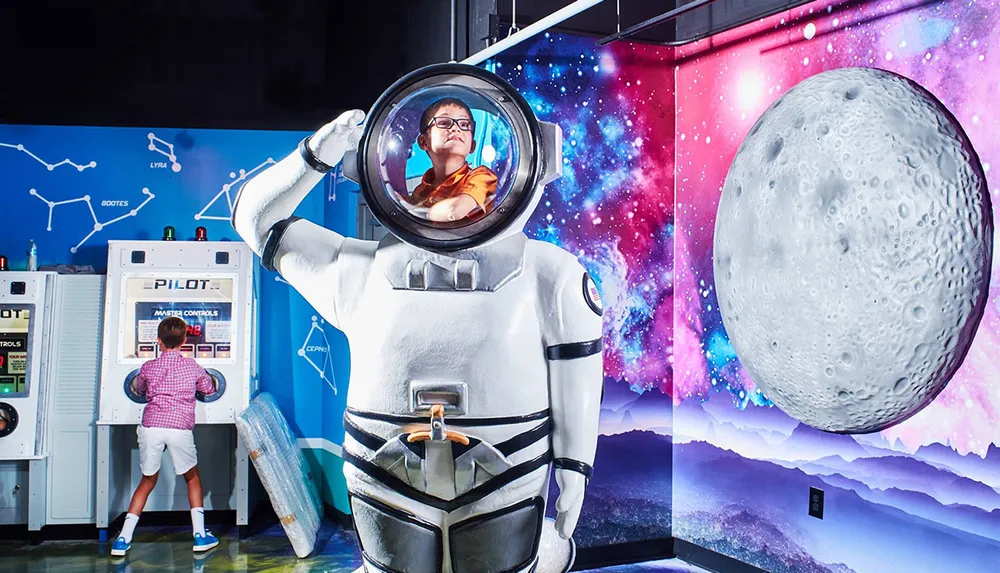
[408,164,499,216]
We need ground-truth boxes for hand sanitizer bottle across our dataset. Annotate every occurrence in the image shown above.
[27,240,38,271]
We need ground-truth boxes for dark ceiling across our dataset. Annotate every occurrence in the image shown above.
[0,0,414,130]
[0,0,819,130]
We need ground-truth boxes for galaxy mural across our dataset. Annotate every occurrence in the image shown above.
[674,1,1000,572]
[495,36,676,549]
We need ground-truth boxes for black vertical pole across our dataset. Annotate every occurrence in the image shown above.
[451,0,458,61]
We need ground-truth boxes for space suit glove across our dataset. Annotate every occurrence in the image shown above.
[554,468,588,539]
[301,109,366,172]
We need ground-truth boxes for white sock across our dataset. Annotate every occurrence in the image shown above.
[120,513,139,543]
[191,507,206,537]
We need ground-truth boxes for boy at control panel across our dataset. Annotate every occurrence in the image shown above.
[111,316,219,557]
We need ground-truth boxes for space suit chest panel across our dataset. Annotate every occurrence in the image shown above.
[374,233,527,292]
[344,261,550,420]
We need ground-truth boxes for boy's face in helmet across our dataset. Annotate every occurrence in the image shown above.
[418,103,477,160]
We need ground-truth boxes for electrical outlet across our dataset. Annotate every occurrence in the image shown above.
[809,486,825,519]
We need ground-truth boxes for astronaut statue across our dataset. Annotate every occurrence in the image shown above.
[233,64,604,573]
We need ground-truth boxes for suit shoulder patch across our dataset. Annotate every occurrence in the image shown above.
[582,272,603,316]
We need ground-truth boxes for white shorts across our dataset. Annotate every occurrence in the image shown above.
[137,426,198,476]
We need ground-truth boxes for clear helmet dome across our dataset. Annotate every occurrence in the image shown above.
[376,85,518,224]
[355,64,551,252]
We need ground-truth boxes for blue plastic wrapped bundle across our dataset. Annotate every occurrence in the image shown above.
[236,392,322,558]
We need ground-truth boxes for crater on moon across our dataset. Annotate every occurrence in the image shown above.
[713,67,993,434]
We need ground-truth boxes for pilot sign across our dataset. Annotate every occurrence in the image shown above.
[141,279,225,291]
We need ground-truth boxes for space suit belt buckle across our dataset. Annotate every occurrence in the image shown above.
[407,382,470,445]
[408,381,468,416]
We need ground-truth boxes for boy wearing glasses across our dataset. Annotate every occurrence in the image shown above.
[409,97,499,222]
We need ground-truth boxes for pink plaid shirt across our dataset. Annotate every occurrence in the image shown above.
[135,350,216,430]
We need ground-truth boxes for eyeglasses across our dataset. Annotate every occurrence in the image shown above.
[424,116,475,132]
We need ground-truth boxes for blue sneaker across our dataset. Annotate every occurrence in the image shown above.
[192,530,219,552]
[110,536,131,556]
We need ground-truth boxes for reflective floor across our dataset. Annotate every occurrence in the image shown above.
[0,521,709,573]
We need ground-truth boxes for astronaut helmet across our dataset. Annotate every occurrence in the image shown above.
[346,63,562,252]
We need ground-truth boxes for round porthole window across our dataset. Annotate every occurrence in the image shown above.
[355,63,544,252]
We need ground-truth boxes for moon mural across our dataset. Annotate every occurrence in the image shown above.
[713,67,994,434]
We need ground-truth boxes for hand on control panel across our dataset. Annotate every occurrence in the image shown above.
[196,374,219,401]
[195,369,225,403]
[124,370,149,404]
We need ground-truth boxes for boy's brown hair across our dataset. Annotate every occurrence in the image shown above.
[420,97,475,132]
[158,317,188,349]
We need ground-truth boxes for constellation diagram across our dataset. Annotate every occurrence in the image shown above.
[195,158,276,221]
[147,133,181,172]
[0,142,96,171]
[29,188,156,253]
[297,315,337,394]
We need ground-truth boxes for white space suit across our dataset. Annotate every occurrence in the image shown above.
[232,64,603,573]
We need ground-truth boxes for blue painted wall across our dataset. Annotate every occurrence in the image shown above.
[0,124,356,509]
